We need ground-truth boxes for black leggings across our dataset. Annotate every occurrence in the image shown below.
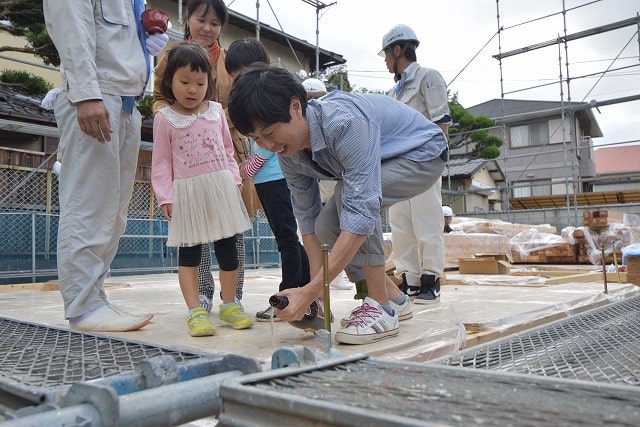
[179,235,238,271]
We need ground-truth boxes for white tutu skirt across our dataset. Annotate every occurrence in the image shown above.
[167,170,251,247]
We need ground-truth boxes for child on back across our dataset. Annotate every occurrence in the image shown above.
[152,43,254,337]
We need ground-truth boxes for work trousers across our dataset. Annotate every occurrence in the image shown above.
[315,156,446,282]
[54,93,141,318]
[389,180,444,287]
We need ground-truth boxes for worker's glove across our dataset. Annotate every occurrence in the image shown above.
[146,33,169,56]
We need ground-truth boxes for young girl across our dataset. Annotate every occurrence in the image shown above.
[152,43,253,337]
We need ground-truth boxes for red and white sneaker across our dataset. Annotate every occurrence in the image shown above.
[340,295,412,327]
[335,297,399,345]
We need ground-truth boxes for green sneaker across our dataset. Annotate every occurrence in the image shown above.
[219,302,254,330]
[185,307,215,337]
[354,279,368,300]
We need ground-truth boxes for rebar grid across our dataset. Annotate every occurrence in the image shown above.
[0,317,202,388]
[439,295,640,385]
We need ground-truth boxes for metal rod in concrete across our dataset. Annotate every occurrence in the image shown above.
[322,244,332,341]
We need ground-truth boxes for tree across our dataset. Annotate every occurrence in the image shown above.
[321,65,352,92]
[448,92,503,159]
[0,0,60,66]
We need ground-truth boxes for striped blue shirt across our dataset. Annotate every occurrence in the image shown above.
[278,90,447,236]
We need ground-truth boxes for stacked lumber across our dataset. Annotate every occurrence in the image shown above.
[455,218,556,237]
[572,210,636,264]
[510,229,576,264]
[444,233,511,269]
[582,210,626,227]
[627,256,640,285]
[511,242,576,263]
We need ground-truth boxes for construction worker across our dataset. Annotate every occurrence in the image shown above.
[381,24,452,304]
[443,205,454,233]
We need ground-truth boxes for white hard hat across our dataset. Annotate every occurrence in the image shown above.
[378,24,420,56]
[442,206,454,217]
[302,78,327,92]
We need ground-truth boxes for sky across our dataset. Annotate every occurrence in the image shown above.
[226,0,640,149]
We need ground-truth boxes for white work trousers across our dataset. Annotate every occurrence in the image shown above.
[389,180,444,287]
[54,93,141,318]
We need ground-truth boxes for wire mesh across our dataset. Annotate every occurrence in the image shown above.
[438,295,640,386]
[0,317,203,389]
[223,358,640,426]
[0,164,288,282]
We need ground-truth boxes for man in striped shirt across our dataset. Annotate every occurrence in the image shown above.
[229,64,448,345]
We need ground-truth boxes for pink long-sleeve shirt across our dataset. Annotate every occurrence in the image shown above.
[151,101,241,206]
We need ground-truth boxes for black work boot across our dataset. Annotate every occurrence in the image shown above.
[414,274,441,304]
[399,273,421,299]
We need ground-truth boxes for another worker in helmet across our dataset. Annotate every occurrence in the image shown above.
[382,24,452,305]
[442,206,454,233]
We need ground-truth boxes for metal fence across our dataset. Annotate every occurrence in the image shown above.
[0,164,281,284]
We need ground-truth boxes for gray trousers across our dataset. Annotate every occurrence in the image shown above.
[54,93,141,318]
[315,156,445,283]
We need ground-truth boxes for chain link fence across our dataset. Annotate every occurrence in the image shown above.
[0,160,281,284]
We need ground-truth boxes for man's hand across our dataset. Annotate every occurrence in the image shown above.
[274,285,320,322]
[77,100,111,143]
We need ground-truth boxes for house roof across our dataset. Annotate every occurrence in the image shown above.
[0,85,58,137]
[165,8,346,71]
[443,157,506,185]
[466,98,603,138]
[0,86,56,125]
[594,145,640,174]
[226,9,346,70]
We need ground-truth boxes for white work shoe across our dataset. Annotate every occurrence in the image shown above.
[340,294,412,327]
[70,305,151,332]
[109,303,154,322]
[335,297,399,345]
[329,273,353,290]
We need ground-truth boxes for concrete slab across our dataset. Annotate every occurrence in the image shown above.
[1,267,638,365]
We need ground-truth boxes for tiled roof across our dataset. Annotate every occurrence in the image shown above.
[444,157,488,178]
[0,85,57,126]
[594,145,640,174]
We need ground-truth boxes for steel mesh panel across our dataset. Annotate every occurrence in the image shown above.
[0,317,203,389]
[438,295,640,385]
[225,359,640,426]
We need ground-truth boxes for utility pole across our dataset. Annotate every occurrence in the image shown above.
[300,0,336,76]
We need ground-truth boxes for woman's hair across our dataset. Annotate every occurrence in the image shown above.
[184,0,229,40]
[229,63,308,136]
[159,43,215,104]
[224,38,270,76]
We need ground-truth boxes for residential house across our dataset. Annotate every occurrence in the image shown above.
[593,145,640,193]
[442,157,506,214]
[464,99,603,208]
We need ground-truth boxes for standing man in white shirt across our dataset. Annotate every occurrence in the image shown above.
[43,0,167,331]
[381,24,451,304]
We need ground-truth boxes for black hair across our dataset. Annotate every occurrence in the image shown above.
[392,41,418,62]
[228,64,307,136]
[224,38,270,76]
[159,43,215,104]
[184,0,229,40]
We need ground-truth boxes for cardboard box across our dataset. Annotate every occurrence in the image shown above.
[458,256,511,274]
